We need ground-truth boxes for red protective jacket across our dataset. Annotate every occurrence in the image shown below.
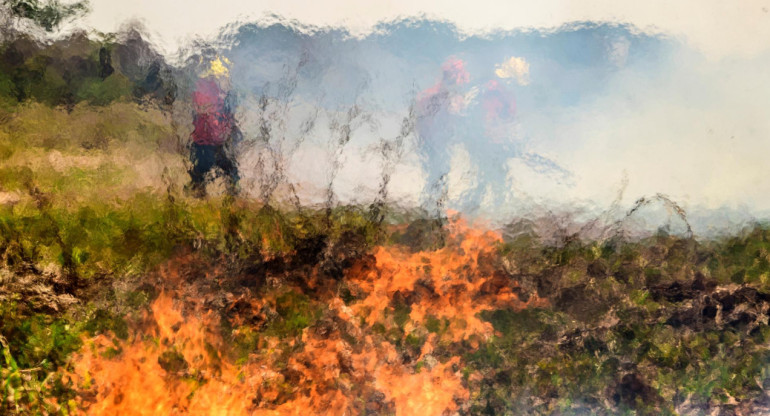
[191,77,234,146]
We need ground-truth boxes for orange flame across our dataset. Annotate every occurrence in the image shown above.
[349,216,545,342]
[68,217,543,415]
[69,293,262,415]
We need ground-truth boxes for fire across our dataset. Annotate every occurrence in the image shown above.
[375,357,466,416]
[69,293,260,415]
[348,216,545,342]
[68,217,543,415]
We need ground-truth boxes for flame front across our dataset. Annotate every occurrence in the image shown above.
[68,218,543,415]
[69,293,260,415]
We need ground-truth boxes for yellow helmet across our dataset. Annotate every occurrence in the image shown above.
[203,56,231,79]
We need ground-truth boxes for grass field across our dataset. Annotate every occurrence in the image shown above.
[2,97,770,415]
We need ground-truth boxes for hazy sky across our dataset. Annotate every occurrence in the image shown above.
[81,0,770,59]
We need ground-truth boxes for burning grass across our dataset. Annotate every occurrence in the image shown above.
[4,171,770,415]
[64,217,533,415]
[5,194,770,414]
[3,97,770,415]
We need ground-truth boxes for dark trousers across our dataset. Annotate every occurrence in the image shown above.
[189,143,239,192]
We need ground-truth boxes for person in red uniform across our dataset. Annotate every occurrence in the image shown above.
[415,56,471,213]
[460,78,518,209]
[187,58,241,197]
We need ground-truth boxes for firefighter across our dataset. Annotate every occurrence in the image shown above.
[415,56,471,214]
[186,56,241,197]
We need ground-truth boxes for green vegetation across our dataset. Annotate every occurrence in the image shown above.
[459,231,770,415]
[3,0,90,32]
